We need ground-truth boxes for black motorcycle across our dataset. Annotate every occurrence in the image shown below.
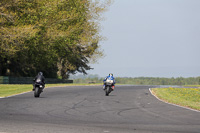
[104,80,114,96]
[33,79,44,98]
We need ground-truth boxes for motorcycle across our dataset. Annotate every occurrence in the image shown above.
[104,79,114,96]
[33,79,44,98]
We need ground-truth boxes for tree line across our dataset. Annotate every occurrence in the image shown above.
[72,75,200,85]
[0,0,111,79]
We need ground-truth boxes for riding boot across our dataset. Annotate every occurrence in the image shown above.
[32,84,36,91]
[103,85,106,90]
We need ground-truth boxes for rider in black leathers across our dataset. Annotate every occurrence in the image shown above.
[33,72,45,91]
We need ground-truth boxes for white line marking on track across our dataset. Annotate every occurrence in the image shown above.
[0,86,64,99]
[149,88,200,113]
[0,91,31,99]
[0,85,101,99]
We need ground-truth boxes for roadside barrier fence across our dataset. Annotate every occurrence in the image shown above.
[0,76,73,84]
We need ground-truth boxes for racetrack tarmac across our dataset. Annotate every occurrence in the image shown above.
[0,85,200,133]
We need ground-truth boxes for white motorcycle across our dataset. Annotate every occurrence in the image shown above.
[104,79,114,96]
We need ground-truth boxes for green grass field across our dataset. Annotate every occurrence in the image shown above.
[0,83,101,98]
[151,87,200,111]
[0,84,32,97]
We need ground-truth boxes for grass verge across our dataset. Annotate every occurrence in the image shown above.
[0,83,101,98]
[151,87,200,111]
[0,84,32,97]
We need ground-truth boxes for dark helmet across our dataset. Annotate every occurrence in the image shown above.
[109,73,113,77]
[38,72,43,76]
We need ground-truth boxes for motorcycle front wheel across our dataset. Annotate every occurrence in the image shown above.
[34,87,40,98]
[105,87,110,96]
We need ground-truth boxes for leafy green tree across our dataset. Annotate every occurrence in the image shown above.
[0,0,112,78]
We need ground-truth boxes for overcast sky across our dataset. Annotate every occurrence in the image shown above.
[88,0,200,77]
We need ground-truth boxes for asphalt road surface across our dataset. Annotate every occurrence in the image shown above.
[0,85,200,133]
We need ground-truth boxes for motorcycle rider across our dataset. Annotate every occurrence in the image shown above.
[103,73,115,90]
[33,72,45,91]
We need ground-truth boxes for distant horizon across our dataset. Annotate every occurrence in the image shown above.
[69,69,200,79]
[86,65,200,78]
[69,75,200,79]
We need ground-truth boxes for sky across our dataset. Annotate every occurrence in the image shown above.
[88,0,200,78]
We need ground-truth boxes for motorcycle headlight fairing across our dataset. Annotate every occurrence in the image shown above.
[36,79,41,82]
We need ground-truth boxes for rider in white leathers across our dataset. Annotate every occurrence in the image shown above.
[103,73,116,90]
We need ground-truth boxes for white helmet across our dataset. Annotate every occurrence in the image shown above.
[109,73,113,77]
